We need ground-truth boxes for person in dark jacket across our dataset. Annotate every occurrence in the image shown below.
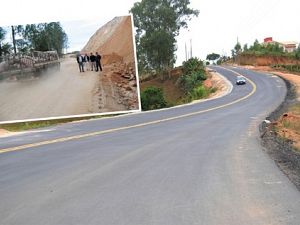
[90,52,96,71]
[95,52,102,72]
[76,53,84,72]
[84,53,90,71]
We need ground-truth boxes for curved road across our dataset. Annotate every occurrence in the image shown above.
[0,66,299,224]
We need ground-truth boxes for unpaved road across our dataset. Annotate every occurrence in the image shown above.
[0,56,127,122]
[96,64,128,112]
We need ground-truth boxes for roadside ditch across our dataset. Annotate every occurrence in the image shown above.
[260,77,300,190]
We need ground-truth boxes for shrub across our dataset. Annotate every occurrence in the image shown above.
[141,86,167,111]
[178,57,207,94]
[191,85,210,99]
[178,71,207,93]
[182,57,205,75]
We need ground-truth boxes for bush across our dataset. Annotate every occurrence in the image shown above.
[181,85,215,103]
[182,57,205,75]
[178,57,207,94]
[141,86,167,111]
[178,71,207,93]
[191,85,210,98]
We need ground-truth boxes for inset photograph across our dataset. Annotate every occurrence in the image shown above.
[0,15,140,123]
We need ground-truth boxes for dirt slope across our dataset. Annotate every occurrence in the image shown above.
[82,16,135,64]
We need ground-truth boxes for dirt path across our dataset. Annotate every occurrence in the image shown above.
[0,56,107,122]
[94,65,128,112]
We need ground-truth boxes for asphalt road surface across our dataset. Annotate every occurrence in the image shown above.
[0,66,300,225]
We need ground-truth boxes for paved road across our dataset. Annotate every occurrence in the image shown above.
[0,66,300,225]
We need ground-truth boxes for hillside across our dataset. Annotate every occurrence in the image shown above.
[82,16,135,64]
[238,54,300,66]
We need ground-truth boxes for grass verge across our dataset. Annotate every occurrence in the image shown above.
[0,115,119,132]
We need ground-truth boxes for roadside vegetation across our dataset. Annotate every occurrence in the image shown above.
[178,57,213,103]
[274,103,300,151]
[140,57,217,110]
[271,64,300,73]
[0,115,112,132]
[141,87,167,111]
[131,0,208,111]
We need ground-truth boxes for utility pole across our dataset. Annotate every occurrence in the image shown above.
[190,39,192,58]
[185,42,187,61]
[11,26,17,55]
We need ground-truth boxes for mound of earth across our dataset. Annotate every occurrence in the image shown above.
[82,16,135,64]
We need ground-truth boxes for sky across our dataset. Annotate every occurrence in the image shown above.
[1,0,299,66]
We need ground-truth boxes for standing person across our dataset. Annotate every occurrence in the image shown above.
[76,53,84,72]
[90,52,96,71]
[84,53,90,71]
[95,52,102,72]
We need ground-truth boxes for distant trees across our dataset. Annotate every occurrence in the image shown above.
[0,22,68,56]
[238,39,285,56]
[231,41,242,58]
[22,22,68,55]
[130,0,199,74]
[206,53,220,61]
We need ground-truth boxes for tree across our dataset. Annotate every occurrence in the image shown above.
[231,41,242,59]
[0,27,7,57]
[206,53,220,61]
[130,0,199,73]
[250,39,261,51]
[234,42,242,54]
[1,43,12,55]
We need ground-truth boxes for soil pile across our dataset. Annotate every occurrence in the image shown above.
[82,16,135,64]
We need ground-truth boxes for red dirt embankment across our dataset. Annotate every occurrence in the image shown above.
[82,16,135,64]
[238,54,300,66]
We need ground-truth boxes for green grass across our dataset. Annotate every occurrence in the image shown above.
[180,85,217,103]
[0,115,119,132]
[289,103,300,115]
[282,120,300,133]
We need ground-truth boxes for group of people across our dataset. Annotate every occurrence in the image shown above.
[76,52,102,73]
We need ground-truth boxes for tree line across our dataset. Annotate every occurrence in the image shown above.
[232,39,300,59]
[0,22,68,57]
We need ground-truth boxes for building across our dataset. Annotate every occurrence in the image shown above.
[263,37,298,53]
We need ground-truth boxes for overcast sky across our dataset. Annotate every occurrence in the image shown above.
[1,0,299,66]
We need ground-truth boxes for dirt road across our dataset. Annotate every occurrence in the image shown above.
[0,56,127,122]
